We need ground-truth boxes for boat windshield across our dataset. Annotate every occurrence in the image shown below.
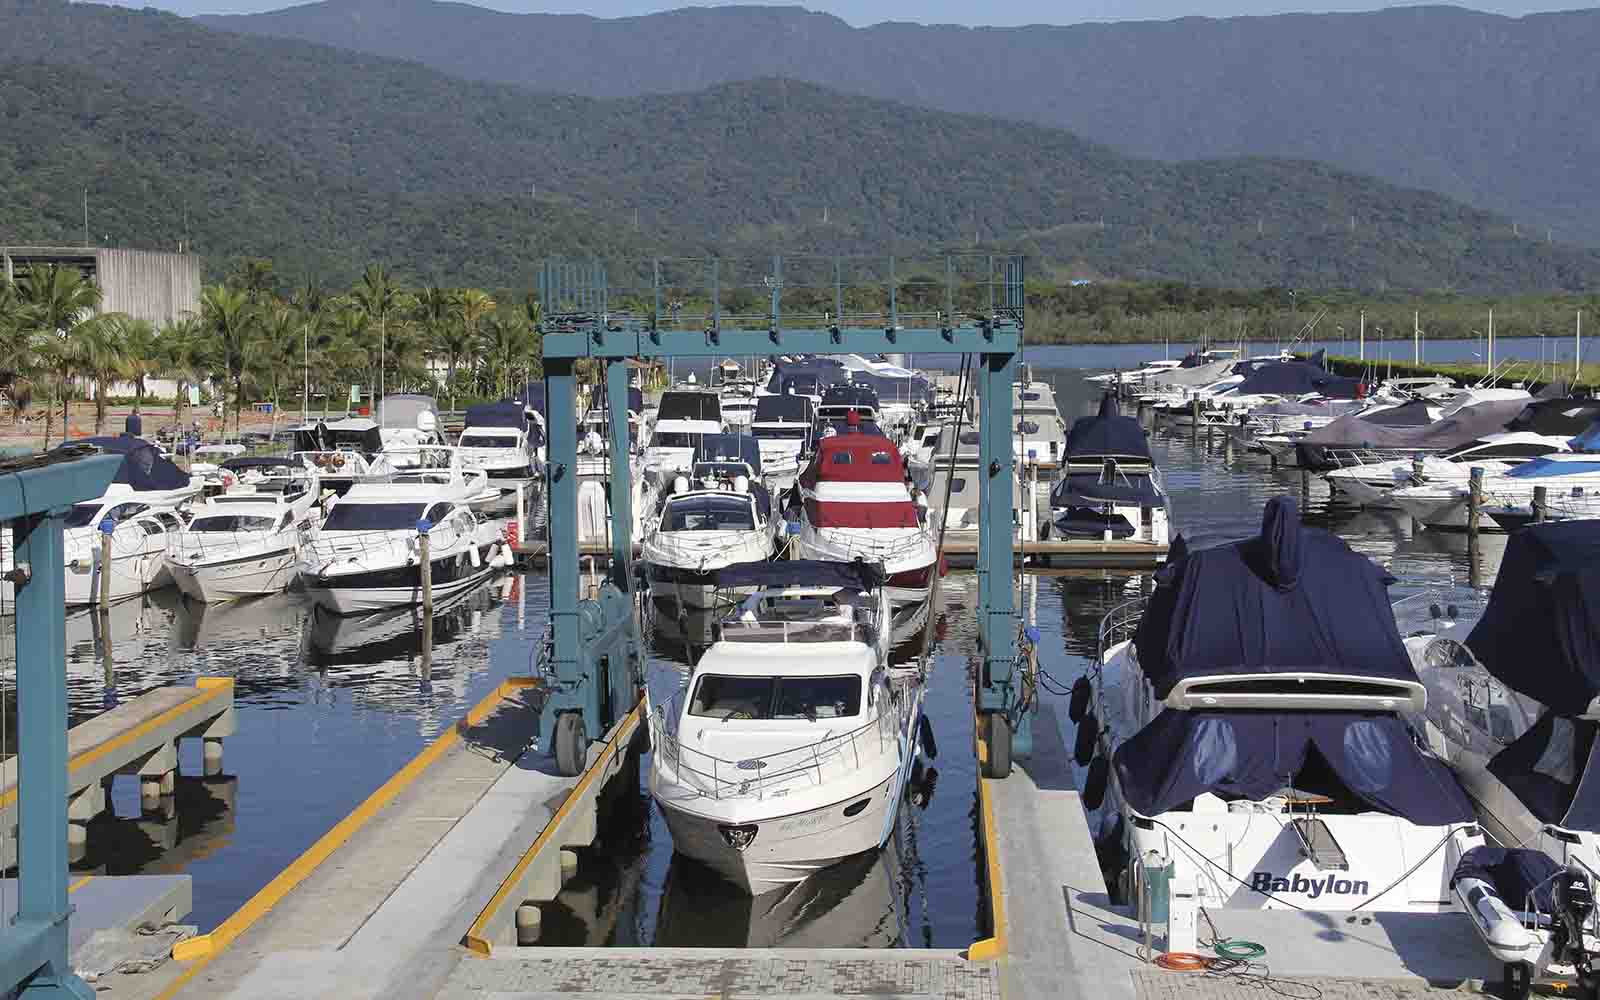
[753,426,807,440]
[189,514,278,532]
[664,496,755,531]
[323,502,429,531]
[650,433,702,449]
[460,434,516,448]
[688,674,861,720]
[64,503,104,529]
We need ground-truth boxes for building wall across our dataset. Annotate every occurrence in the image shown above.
[95,249,201,327]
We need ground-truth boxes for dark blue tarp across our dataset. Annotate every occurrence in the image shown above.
[753,395,813,423]
[1466,521,1600,708]
[715,559,884,592]
[1065,395,1153,461]
[846,370,933,407]
[1113,709,1475,825]
[515,382,547,416]
[1229,362,1361,399]
[694,434,762,474]
[1364,400,1436,427]
[766,357,847,396]
[1452,847,1562,913]
[63,436,190,491]
[1051,471,1164,508]
[1053,508,1135,538]
[820,384,880,411]
[1503,397,1600,438]
[1134,497,1413,698]
[1487,713,1600,830]
[464,401,531,430]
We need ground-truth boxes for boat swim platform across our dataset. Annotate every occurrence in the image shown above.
[0,676,235,869]
[512,538,1168,572]
[983,699,1503,1000]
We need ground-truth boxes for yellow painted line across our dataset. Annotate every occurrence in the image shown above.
[69,875,93,894]
[158,675,539,997]
[462,702,642,957]
[967,707,1007,963]
[0,678,235,811]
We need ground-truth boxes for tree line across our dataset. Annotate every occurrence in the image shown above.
[0,258,544,444]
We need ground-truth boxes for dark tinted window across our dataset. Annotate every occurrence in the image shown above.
[323,502,429,531]
[190,515,277,532]
[657,392,721,421]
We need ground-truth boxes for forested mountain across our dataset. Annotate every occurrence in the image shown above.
[198,1,1600,246]
[2,0,1598,292]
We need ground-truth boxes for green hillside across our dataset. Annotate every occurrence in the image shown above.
[1,0,1598,291]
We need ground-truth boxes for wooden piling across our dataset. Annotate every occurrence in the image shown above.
[1411,456,1426,483]
[1534,485,1548,524]
[99,520,113,608]
[1190,397,1200,443]
[1468,467,1484,536]
[419,523,434,661]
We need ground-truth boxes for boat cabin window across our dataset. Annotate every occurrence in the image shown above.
[753,426,808,440]
[664,496,755,531]
[460,434,517,448]
[189,514,278,532]
[1017,420,1041,434]
[424,502,454,523]
[65,503,106,529]
[650,432,702,449]
[323,502,429,531]
[688,674,862,720]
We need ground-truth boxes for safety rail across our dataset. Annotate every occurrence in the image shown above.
[303,512,478,566]
[716,618,868,644]
[167,523,306,563]
[1313,447,1432,471]
[801,523,934,563]
[1097,596,1149,668]
[648,694,893,801]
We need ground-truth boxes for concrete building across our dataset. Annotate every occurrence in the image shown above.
[2,246,202,328]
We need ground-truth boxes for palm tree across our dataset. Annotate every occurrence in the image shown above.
[231,258,278,303]
[477,314,536,401]
[70,314,132,434]
[200,284,258,438]
[113,317,161,415]
[0,278,41,424]
[413,286,458,407]
[350,265,403,412]
[255,304,306,423]
[17,264,103,445]
[159,315,207,434]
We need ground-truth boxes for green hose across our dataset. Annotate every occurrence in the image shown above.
[1213,939,1266,961]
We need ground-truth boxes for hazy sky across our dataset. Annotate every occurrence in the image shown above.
[165,0,1586,25]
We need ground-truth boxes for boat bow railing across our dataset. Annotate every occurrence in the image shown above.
[1097,596,1149,670]
[649,694,893,801]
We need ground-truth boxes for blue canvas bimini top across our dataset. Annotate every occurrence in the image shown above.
[63,436,190,491]
[715,559,884,592]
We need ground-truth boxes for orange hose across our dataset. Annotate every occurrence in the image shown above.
[1153,952,1211,971]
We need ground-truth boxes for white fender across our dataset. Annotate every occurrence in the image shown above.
[467,544,482,568]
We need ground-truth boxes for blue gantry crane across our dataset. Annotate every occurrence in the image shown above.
[0,447,122,999]
[533,255,1035,779]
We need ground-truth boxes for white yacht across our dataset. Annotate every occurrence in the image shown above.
[643,467,779,610]
[457,401,540,482]
[1046,395,1169,546]
[298,477,509,614]
[790,432,938,606]
[1088,498,1483,917]
[1086,359,1183,386]
[749,394,815,493]
[923,424,1039,544]
[1012,381,1069,472]
[166,476,322,602]
[1402,522,1600,996]
[644,389,725,479]
[376,394,446,469]
[1393,453,1600,530]
[648,560,924,894]
[290,417,392,495]
[1327,433,1572,509]
[5,436,203,607]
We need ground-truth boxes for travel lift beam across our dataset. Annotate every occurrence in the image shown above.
[534,255,1035,779]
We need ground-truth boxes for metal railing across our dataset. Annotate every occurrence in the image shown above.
[1097,596,1149,667]
[648,694,893,801]
[303,511,477,568]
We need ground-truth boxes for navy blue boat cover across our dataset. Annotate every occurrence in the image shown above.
[1064,395,1153,461]
[514,382,546,415]
[1466,521,1600,708]
[64,436,190,490]
[1488,714,1600,830]
[1452,847,1562,913]
[715,559,884,592]
[820,384,880,410]
[765,357,847,395]
[1051,471,1162,508]
[1229,361,1360,399]
[220,456,301,471]
[1133,497,1413,699]
[753,395,813,423]
[464,401,531,430]
[694,434,763,474]
[1114,708,1475,823]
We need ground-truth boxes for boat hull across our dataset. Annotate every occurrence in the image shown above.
[169,546,299,602]
[303,553,497,614]
[64,551,169,605]
[653,769,898,894]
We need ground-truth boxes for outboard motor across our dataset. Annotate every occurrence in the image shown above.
[1553,868,1597,990]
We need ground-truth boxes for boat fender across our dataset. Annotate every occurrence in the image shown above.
[468,544,481,568]
[1074,712,1099,766]
[1069,676,1092,723]
[735,475,749,493]
[1084,756,1110,810]
[1456,877,1539,953]
[918,714,938,760]
[673,476,689,496]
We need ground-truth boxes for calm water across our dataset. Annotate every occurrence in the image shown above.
[0,347,1497,947]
